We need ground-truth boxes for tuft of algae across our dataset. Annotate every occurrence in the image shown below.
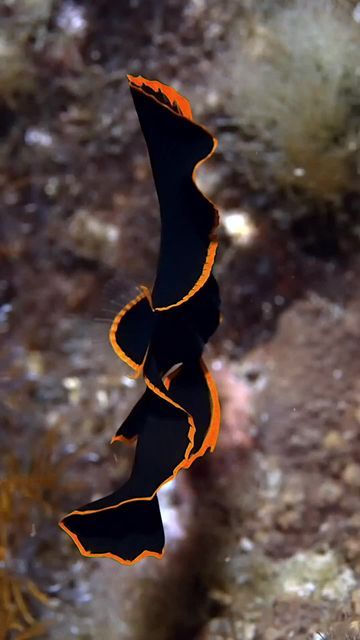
[0,430,82,639]
[221,0,360,199]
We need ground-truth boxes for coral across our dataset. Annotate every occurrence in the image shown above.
[222,0,360,199]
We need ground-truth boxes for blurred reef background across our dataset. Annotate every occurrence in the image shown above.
[0,0,360,638]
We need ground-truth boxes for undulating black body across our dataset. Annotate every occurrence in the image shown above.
[60,75,221,565]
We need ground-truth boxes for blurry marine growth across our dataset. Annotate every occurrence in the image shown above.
[59,75,221,565]
[220,0,360,200]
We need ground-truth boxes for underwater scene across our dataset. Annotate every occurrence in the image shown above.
[0,1,359,638]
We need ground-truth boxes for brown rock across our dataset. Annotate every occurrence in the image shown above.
[352,589,360,616]
[264,628,281,640]
[314,480,343,506]
[323,430,346,450]
[344,538,360,562]
[342,463,360,488]
[276,509,302,531]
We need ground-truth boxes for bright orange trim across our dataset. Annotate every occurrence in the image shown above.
[164,358,220,468]
[111,365,182,445]
[188,359,221,461]
[109,287,151,372]
[152,131,219,312]
[59,520,163,566]
[110,365,186,446]
[149,358,221,465]
[127,76,219,312]
[153,132,219,311]
[60,383,196,517]
[143,374,196,463]
[163,364,182,390]
[139,284,154,309]
[127,74,192,120]
[110,434,137,445]
[60,386,196,521]
[59,359,220,566]
[153,239,218,312]
[59,446,193,565]
[203,361,221,453]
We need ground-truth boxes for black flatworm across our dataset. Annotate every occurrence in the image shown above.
[60,75,221,565]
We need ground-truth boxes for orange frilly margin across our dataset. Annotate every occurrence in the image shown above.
[128,74,219,312]
[58,520,164,566]
[59,359,220,566]
[127,74,193,120]
[109,286,153,378]
[163,359,220,463]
